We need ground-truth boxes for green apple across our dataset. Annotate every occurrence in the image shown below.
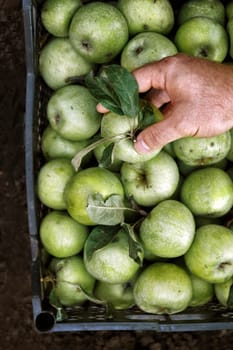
[52,255,96,306]
[188,271,214,307]
[117,0,174,36]
[215,277,233,307]
[100,111,162,163]
[37,158,75,210]
[64,167,125,226]
[133,262,192,314]
[94,279,135,310]
[39,211,88,258]
[172,131,231,166]
[41,125,91,164]
[84,227,141,284]
[174,17,228,62]
[227,18,233,59]
[47,84,101,141]
[69,2,128,64]
[41,0,82,37]
[227,129,233,161]
[180,167,233,218]
[120,151,179,207]
[185,224,233,284]
[139,200,195,258]
[177,0,225,26]
[226,1,233,20]
[120,32,177,72]
[39,38,94,90]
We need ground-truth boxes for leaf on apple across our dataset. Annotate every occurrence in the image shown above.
[71,134,125,171]
[87,193,126,225]
[64,281,106,306]
[99,142,115,168]
[85,225,120,261]
[85,64,140,118]
[122,223,144,267]
[138,101,157,129]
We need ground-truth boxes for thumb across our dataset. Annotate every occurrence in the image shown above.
[134,117,183,154]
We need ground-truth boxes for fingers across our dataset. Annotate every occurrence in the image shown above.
[146,89,170,108]
[96,103,109,113]
[134,118,183,154]
[133,58,170,93]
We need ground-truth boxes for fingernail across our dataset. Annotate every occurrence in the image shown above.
[135,138,151,154]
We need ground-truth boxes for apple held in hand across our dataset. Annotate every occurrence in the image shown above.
[100,111,162,164]
[121,32,177,72]
[184,224,233,284]
[120,151,180,207]
[174,16,228,62]
[39,38,94,90]
[139,200,195,258]
[69,2,129,64]
[47,84,101,142]
[133,262,192,314]
[64,167,125,226]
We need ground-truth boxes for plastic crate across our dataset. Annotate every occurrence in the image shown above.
[23,0,233,333]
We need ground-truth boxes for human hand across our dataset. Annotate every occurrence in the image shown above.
[131,53,233,154]
[97,53,233,154]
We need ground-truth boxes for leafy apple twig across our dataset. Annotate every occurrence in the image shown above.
[71,64,158,171]
[71,134,125,171]
[85,64,140,118]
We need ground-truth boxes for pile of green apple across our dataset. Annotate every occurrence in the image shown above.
[37,0,233,317]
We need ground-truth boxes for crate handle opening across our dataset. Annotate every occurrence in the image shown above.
[35,311,55,332]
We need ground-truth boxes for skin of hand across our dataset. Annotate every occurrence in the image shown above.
[97,53,233,154]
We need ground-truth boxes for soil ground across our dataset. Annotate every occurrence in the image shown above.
[2,1,233,349]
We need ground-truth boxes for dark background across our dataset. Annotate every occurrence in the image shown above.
[2,0,233,348]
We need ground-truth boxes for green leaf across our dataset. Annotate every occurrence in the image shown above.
[85,70,123,115]
[71,134,125,171]
[65,281,106,305]
[85,225,120,261]
[49,288,68,322]
[121,223,144,267]
[99,142,115,168]
[227,283,233,306]
[85,64,140,118]
[87,193,126,225]
[139,102,156,129]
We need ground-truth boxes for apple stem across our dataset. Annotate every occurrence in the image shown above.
[71,134,126,171]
